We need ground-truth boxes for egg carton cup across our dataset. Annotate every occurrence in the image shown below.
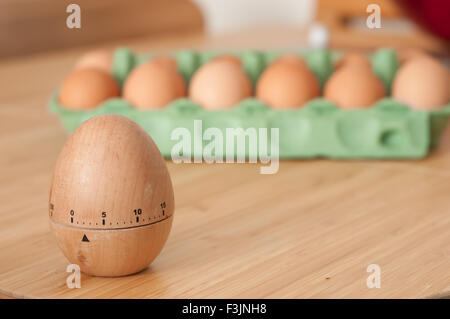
[49,48,450,159]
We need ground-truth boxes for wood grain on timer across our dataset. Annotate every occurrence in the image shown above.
[49,114,174,277]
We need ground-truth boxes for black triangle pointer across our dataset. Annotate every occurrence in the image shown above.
[82,234,89,242]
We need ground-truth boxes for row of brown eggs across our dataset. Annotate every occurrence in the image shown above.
[324,51,449,110]
[59,49,449,111]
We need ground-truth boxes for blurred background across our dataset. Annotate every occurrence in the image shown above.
[0,0,449,300]
[1,0,448,59]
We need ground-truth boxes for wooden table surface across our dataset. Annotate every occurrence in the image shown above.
[0,28,449,299]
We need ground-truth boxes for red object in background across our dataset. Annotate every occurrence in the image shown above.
[397,0,450,40]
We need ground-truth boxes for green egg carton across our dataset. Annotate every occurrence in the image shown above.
[49,48,450,159]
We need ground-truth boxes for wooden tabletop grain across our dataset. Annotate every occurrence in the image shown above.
[0,28,449,299]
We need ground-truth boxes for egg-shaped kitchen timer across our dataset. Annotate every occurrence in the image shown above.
[49,114,174,277]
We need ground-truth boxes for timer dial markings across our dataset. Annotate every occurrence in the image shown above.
[51,200,172,230]
[49,214,173,232]
[50,201,173,231]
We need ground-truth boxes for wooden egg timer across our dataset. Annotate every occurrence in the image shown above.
[49,114,174,277]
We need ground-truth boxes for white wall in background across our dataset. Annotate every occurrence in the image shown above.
[192,0,316,34]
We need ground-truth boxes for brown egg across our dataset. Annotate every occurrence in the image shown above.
[59,68,120,110]
[392,57,449,110]
[335,52,372,70]
[49,114,174,276]
[149,55,186,96]
[123,61,186,109]
[324,67,386,109]
[189,59,252,109]
[256,59,320,109]
[74,49,113,73]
